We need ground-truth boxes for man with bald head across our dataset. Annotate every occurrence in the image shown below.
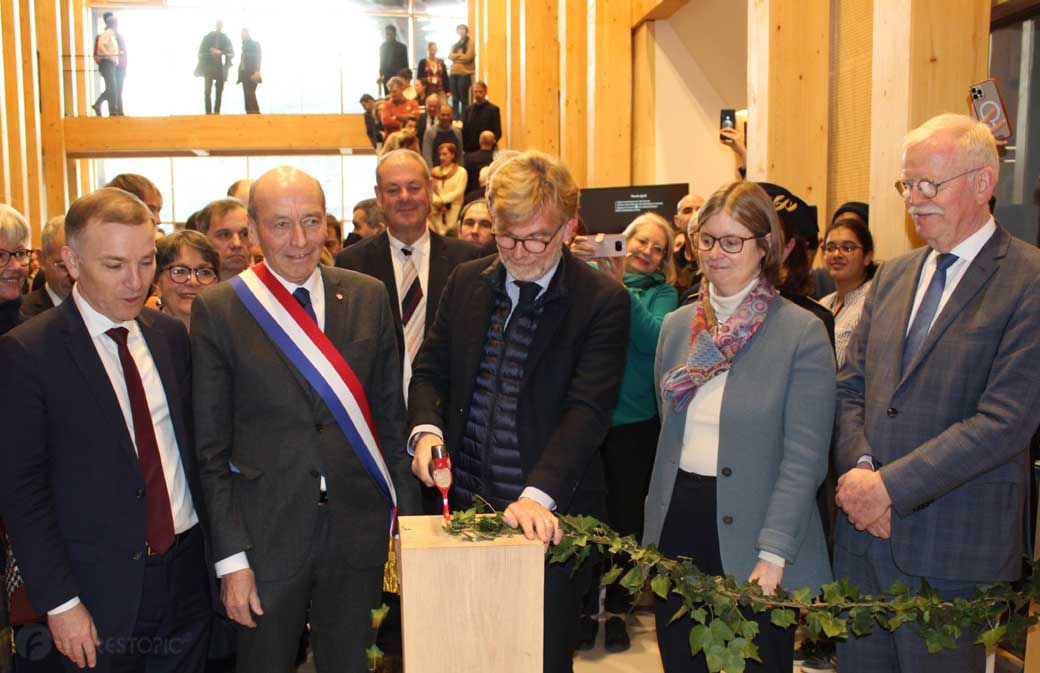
[833,114,1040,672]
[463,129,496,196]
[191,166,419,672]
[422,103,463,168]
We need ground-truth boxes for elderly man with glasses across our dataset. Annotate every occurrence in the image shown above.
[833,113,1040,673]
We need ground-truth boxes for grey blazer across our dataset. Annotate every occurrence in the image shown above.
[643,296,835,594]
[835,225,1040,582]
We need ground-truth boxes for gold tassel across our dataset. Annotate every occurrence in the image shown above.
[382,538,399,594]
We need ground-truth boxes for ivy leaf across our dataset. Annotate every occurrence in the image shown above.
[601,565,624,586]
[689,607,708,624]
[886,580,911,596]
[688,624,711,657]
[818,613,847,638]
[652,573,672,599]
[704,643,727,673]
[849,607,875,636]
[791,587,814,604]
[976,624,1007,648]
[620,565,648,592]
[740,620,760,640]
[771,608,797,628]
[709,617,734,643]
[365,644,383,672]
[370,603,390,630]
[667,604,689,626]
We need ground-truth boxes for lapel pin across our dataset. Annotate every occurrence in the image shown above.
[336,292,344,301]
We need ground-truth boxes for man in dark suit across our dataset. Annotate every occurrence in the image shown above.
[461,81,501,153]
[416,93,440,145]
[0,188,210,672]
[408,151,630,673]
[463,130,495,197]
[21,216,72,318]
[335,149,482,399]
[191,167,419,673]
[834,113,1040,672]
[378,25,408,96]
[196,20,234,114]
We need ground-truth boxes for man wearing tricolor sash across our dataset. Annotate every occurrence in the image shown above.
[190,167,419,673]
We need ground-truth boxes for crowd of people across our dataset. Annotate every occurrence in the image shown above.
[0,110,1038,673]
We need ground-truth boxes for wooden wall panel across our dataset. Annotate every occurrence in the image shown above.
[483,0,508,146]
[558,0,586,186]
[505,0,521,148]
[36,0,70,218]
[586,0,632,187]
[519,0,559,154]
[72,0,89,198]
[20,0,45,233]
[631,21,655,184]
[0,3,11,207]
[2,0,29,216]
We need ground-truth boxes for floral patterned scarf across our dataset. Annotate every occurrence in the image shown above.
[661,274,778,412]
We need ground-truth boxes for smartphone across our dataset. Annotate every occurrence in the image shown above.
[969,79,1013,140]
[720,108,736,141]
[589,233,627,258]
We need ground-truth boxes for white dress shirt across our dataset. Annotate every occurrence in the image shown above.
[214,266,325,578]
[678,278,785,568]
[388,228,431,398]
[409,258,561,511]
[53,285,198,614]
[45,283,64,308]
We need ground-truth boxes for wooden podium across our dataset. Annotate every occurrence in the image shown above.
[397,515,545,673]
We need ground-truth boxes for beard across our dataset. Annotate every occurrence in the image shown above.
[498,244,563,282]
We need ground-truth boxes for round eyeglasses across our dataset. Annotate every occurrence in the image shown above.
[494,220,567,254]
[894,167,982,199]
[163,265,218,285]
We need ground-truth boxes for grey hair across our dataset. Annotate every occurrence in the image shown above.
[903,113,1000,181]
[40,216,65,257]
[376,149,432,184]
[0,204,30,247]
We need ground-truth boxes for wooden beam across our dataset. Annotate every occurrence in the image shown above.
[631,21,656,184]
[519,0,559,154]
[505,0,521,148]
[20,0,45,234]
[0,3,11,207]
[2,0,29,216]
[72,0,89,199]
[631,0,689,28]
[587,0,632,187]
[62,114,373,158]
[483,0,508,146]
[558,0,586,186]
[37,0,67,218]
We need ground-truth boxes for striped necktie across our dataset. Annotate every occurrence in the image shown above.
[400,247,426,363]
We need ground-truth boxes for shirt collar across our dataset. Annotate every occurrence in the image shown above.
[936,216,996,266]
[504,257,561,294]
[388,228,431,258]
[45,283,64,307]
[73,283,138,339]
[265,264,322,295]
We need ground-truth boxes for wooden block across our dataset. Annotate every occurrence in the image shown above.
[398,515,544,673]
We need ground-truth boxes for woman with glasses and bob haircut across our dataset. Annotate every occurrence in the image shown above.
[643,181,835,673]
[0,204,31,334]
[154,229,220,329]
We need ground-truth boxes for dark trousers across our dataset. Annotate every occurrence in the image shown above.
[241,81,259,114]
[235,507,383,673]
[113,66,125,115]
[95,60,117,115]
[449,74,471,118]
[204,78,224,114]
[655,471,794,673]
[834,538,985,673]
[59,526,212,673]
[583,417,660,615]
[545,553,598,673]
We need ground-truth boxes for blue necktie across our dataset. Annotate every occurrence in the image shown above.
[292,287,317,325]
[902,253,958,372]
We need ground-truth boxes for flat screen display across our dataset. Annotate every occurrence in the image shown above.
[579,183,688,234]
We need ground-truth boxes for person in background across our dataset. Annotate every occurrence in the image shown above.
[92,13,120,117]
[813,202,869,300]
[106,173,164,227]
[416,42,446,97]
[196,20,234,115]
[464,130,496,196]
[325,214,343,256]
[448,24,474,118]
[380,77,420,139]
[431,142,468,235]
[462,81,501,153]
[154,230,220,330]
[238,28,262,114]
[820,217,875,367]
[422,104,463,169]
[360,94,381,149]
[195,198,251,280]
[417,93,440,143]
[112,13,127,116]
[379,25,408,96]
[645,181,834,673]
[349,198,386,243]
[0,206,30,334]
[672,193,706,297]
[227,178,254,205]
[571,212,679,652]
[22,216,72,318]
[457,199,494,248]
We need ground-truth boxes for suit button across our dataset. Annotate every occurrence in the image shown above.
[136,488,145,498]
[722,515,733,525]
[310,469,320,478]
[721,467,732,477]
[887,408,898,417]
[130,551,142,561]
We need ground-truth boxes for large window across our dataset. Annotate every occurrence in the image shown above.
[89,0,466,117]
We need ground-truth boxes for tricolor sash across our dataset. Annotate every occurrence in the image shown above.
[230,263,398,522]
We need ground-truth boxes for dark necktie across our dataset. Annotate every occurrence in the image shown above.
[514,280,541,311]
[901,252,958,372]
[105,327,176,555]
[400,248,425,362]
[293,287,318,325]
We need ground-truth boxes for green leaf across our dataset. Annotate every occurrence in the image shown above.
[601,565,624,586]
[689,607,708,624]
[709,617,734,643]
[740,620,760,639]
[886,579,911,596]
[849,607,875,636]
[365,644,383,672]
[667,604,688,626]
[688,624,711,657]
[704,643,727,673]
[651,573,672,599]
[976,625,1007,648]
[620,565,648,592]
[791,587,814,604]
[370,603,390,630]
[770,608,797,628]
[818,613,847,638]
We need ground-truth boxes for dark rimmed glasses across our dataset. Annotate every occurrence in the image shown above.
[823,242,863,255]
[693,232,764,254]
[0,248,32,267]
[163,265,218,285]
[494,220,567,254]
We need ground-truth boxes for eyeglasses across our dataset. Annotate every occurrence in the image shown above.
[693,232,764,254]
[894,167,982,199]
[823,242,863,255]
[0,248,32,267]
[494,220,566,254]
[163,265,218,285]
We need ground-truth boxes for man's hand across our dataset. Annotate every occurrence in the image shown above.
[748,559,784,597]
[48,603,100,669]
[502,497,563,545]
[221,568,264,628]
[835,467,893,531]
[411,433,441,487]
[865,507,892,539]
[210,48,222,56]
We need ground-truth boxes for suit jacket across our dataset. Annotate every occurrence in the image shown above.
[0,301,204,639]
[191,266,419,582]
[196,31,233,80]
[643,297,835,594]
[334,230,483,368]
[408,249,631,516]
[20,286,55,318]
[835,225,1040,582]
[463,149,494,195]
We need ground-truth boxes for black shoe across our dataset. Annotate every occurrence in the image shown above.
[576,616,597,650]
[801,655,836,672]
[92,102,102,117]
[604,616,630,653]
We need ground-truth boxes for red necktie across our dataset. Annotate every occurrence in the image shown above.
[106,327,176,555]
